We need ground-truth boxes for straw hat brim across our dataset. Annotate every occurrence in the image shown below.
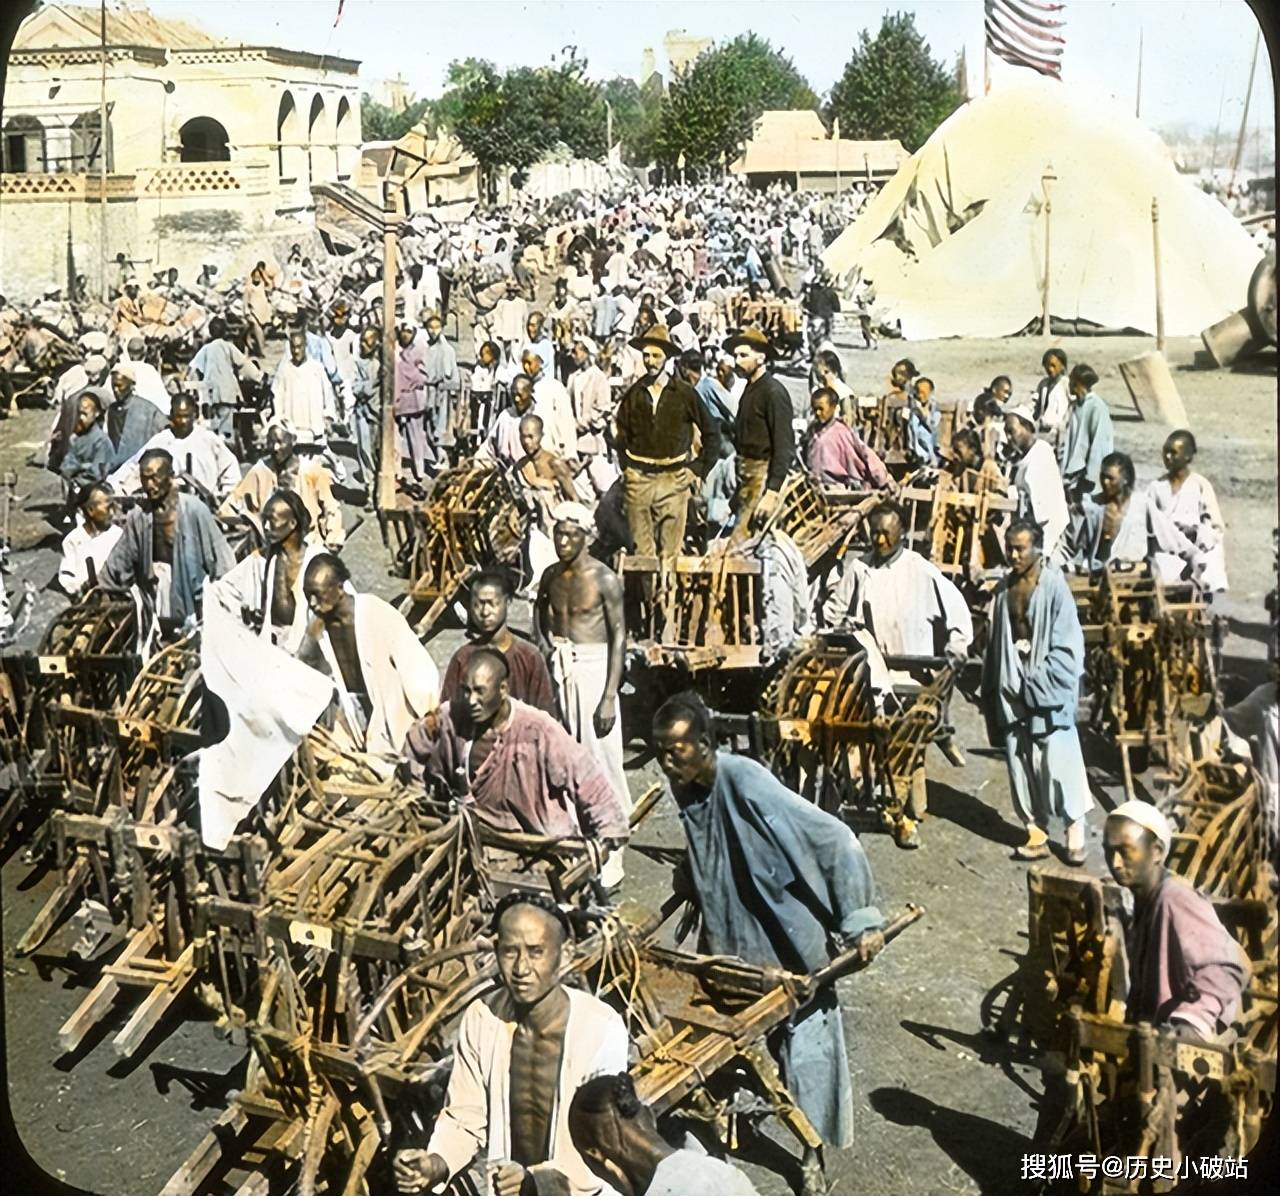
[722,331,776,360]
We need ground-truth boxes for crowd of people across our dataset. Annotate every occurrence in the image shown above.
[1,174,1274,1196]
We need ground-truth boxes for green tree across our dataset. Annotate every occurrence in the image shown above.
[444,50,611,196]
[359,92,434,142]
[654,33,817,172]
[602,75,662,166]
[827,11,963,153]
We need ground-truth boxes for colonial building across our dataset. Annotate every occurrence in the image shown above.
[0,1,361,298]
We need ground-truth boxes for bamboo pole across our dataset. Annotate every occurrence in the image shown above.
[1152,197,1165,352]
[376,184,400,513]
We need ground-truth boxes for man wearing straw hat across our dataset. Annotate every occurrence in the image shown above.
[1104,801,1249,1040]
[723,325,794,545]
[614,323,718,561]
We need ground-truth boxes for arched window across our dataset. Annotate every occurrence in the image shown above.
[277,91,304,183]
[334,95,354,179]
[178,116,230,163]
[3,114,46,173]
[307,93,336,182]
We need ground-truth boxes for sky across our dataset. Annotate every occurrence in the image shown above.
[49,0,1279,137]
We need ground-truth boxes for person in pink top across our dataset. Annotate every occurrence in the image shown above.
[803,387,890,489]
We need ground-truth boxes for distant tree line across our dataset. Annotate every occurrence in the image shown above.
[359,12,963,187]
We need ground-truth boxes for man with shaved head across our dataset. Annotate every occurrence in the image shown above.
[110,392,240,499]
[402,647,628,851]
[298,553,439,769]
[394,892,628,1196]
[99,448,233,629]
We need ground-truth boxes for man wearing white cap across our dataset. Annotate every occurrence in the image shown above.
[1004,403,1069,561]
[120,337,175,415]
[982,519,1092,864]
[106,361,168,471]
[535,502,630,885]
[1104,801,1250,1039]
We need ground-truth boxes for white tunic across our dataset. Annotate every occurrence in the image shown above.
[1149,472,1229,593]
[822,547,973,658]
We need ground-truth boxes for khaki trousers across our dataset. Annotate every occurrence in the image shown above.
[623,466,693,558]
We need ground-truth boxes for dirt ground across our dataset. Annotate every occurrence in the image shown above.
[1,327,1275,1196]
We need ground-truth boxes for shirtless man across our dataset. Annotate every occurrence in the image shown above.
[394,894,627,1196]
[518,414,579,507]
[535,503,630,881]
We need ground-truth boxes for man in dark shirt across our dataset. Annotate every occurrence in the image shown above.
[724,327,795,544]
[614,324,719,561]
[440,568,557,716]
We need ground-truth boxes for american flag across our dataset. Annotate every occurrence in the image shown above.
[985,0,1066,80]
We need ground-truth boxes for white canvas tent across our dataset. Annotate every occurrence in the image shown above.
[822,77,1263,339]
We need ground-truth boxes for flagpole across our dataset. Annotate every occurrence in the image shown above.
[1135,27,1143,120]
[1228,28,1260,198]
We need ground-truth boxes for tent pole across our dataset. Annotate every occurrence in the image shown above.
[1151,198,1165,353]
[1041,176,1053,339]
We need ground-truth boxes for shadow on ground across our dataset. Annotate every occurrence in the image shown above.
[870,1086,1036,1194]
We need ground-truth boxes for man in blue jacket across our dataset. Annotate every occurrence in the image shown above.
[981,519,1092,864]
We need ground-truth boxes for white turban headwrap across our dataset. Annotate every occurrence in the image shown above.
[551,501,594,535]
[1106,800,1173,854]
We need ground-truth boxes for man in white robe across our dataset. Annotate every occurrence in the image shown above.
[823,500,972,847]
[523,348,577,461]
[1004,404,1069,561]
[298,554,439,772]
[109,393,240,499]
[272,331,328,443]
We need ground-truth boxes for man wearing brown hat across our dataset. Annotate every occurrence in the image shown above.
[614,324,719,561]
[724,326,795,544]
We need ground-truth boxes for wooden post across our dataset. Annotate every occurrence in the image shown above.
[1151,197,1165,352]
[376,184,400,513]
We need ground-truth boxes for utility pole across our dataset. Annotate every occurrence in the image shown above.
[1228,28,1260,197]
[98,0,108,300]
